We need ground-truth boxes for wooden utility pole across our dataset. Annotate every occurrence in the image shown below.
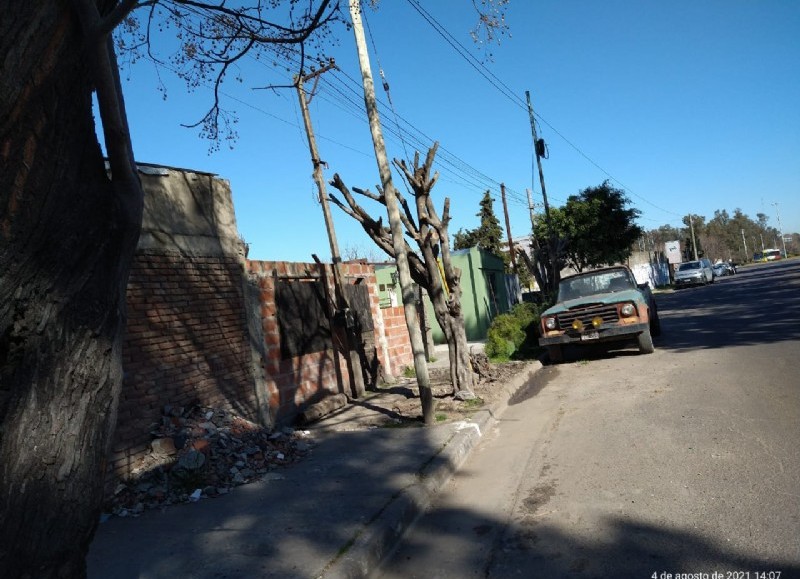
[688,214,699,261]
[296,61,365,398]
[348,0,434,422]
[525,90,558,295]
[501,183,516,269]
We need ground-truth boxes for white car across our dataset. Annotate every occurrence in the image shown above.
[674,259,715,287]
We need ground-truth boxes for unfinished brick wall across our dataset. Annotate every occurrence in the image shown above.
[111,251,256,476]
[378,305,413,377]
[246,259,413,425]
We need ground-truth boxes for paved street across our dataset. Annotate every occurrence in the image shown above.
[377,260,800,578]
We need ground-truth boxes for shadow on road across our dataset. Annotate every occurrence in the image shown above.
[655,260,800,352]
[395,505,800,577]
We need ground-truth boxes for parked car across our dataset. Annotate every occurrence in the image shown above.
[673,258,715,287]
[538,265,660,364]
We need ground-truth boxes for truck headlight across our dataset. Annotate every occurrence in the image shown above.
[544,317,557,330]
[620,303,635,317]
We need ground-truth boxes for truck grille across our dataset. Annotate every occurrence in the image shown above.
[555,303,620,331]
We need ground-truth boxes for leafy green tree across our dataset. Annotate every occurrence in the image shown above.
[542,181,642,272]
[453,190,505,256]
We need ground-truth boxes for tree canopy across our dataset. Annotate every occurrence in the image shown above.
[536,181,642,273]
[453,190,505,256]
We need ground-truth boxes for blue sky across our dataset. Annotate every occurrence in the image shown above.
[114,0,800,262]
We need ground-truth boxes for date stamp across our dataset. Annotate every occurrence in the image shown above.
[651,572,782,579]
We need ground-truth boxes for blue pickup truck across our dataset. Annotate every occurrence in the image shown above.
[538,265,661,364]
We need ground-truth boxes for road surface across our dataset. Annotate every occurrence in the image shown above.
[376,260,800,578]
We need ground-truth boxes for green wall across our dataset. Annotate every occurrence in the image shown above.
[375,248,511,343]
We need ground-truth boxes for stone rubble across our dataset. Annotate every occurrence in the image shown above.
[102,404,315,519]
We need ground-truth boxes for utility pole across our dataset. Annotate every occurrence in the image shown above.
[688,214,699,260]
[525,90,557,296]
[348,0,435,420]
[526,188,536,234]
[296,60,365,398]
[772,202,788,257]
[501,183,516,270]
[741,229,748,262]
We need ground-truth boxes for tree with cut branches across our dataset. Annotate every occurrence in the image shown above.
[329,144,477,402]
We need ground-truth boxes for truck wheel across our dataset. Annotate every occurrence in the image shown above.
[547,345,563,364]
[650,311,661,337]
[637,328,655,354]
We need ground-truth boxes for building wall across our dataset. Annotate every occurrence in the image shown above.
[422,247,511,343]
[111,165,414,477]
[111,165,259,478]
[245,260,413,426]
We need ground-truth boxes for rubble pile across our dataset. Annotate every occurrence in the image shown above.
[103,405,314,518]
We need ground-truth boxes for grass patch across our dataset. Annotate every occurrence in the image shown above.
[463,397,484,408]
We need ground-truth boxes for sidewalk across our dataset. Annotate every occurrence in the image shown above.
[88,357,540,579]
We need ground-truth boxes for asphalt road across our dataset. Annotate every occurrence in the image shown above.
[376,260,800,579]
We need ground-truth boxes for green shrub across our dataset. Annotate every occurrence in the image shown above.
[485,302,542,361]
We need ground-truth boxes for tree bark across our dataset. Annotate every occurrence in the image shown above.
[0,2,142,577]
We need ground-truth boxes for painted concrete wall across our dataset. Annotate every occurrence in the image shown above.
[377,248,512,344]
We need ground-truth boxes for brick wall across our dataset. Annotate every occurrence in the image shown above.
[108,165,415,478]
[379,305,413,377]
[110,251,256,476]
[246,259,413,425]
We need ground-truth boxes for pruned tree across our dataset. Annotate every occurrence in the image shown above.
[329,144,477,400]
[0,2,338,577]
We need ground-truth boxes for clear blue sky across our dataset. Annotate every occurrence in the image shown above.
[114,0,800,262]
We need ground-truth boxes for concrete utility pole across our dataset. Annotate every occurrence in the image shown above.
[526,188,536,234]
[501,183,516,269]
[772,202,788,257]
[296,61,365,398]
[348,0,434,421]
[741,229,748,262]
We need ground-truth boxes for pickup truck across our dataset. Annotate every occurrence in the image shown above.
[538,265,661,363]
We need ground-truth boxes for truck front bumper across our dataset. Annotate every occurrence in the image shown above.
[539,322,650,346]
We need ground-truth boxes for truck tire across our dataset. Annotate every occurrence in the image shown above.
[637,327,655,354]
[650,310,661,337]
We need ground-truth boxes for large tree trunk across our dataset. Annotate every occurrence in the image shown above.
[0,3,141,577]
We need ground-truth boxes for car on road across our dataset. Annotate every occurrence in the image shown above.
[712,261,736,277]
[673,258,714,287]
[538,265,660,363]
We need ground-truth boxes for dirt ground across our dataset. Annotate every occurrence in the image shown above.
[304,358,534,433]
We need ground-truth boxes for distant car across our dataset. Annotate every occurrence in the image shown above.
[538,265,660,364]
[673,259,714,287]
[712,262,735,277]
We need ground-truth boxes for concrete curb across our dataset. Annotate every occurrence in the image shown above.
[321,361,543,578]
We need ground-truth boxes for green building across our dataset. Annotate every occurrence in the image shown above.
[375,247,513,343]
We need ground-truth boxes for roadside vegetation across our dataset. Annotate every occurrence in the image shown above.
[485,302,544,362]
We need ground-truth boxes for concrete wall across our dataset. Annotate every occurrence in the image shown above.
[112,165,261,477]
